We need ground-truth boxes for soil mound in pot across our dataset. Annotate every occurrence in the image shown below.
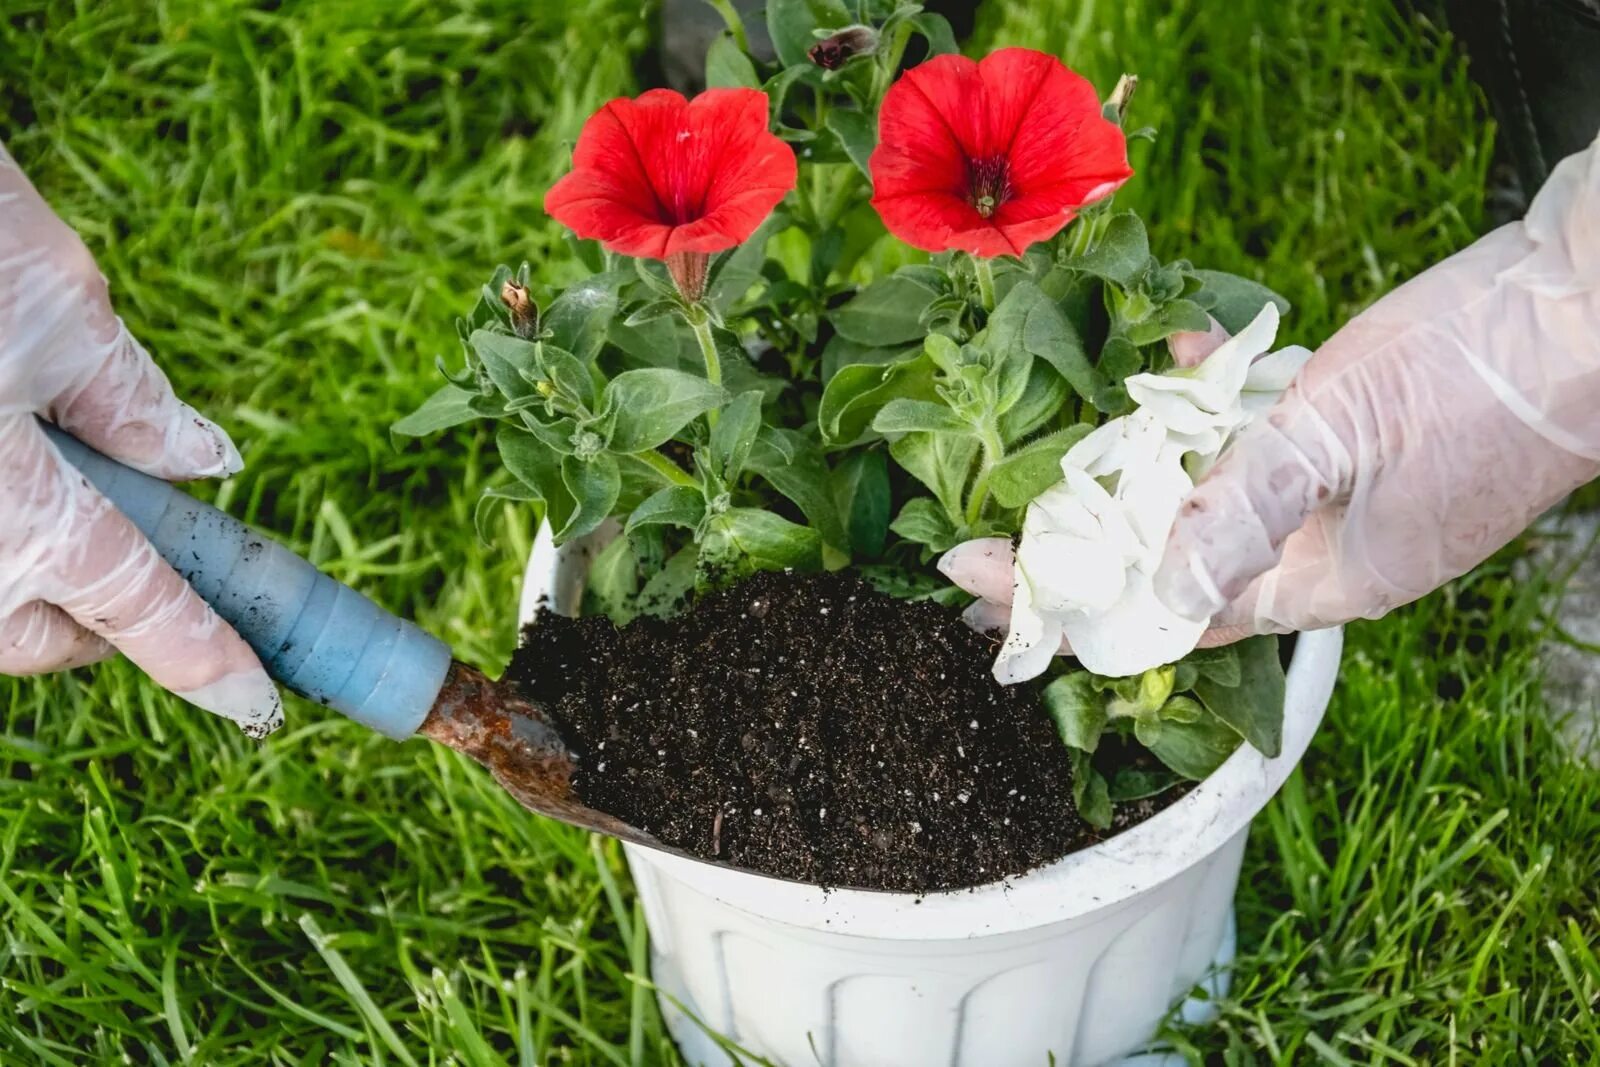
[510,570,1137,892]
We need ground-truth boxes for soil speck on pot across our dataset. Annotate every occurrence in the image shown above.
[509,570,1164,892]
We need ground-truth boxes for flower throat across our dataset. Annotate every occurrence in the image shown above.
[969,156,1013,218]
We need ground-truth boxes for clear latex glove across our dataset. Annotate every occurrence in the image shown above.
[1155,132,1600,635]
[0,143,282,736]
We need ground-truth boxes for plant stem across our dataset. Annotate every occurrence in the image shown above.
[965,421,1007,526]
[689,311,722,428]
[974,257,997,313]
[634,449,697,488]
[705,0,749,54]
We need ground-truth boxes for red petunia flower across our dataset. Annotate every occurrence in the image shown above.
[544,88,797,301]
[869,48,1134,258]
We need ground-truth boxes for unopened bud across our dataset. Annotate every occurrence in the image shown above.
[501,280,540,339]
[807,26,877,71]
[1105,74,1138,126]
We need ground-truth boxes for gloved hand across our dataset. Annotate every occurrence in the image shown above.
[1155,132,1600,636]
[1,143,282,737]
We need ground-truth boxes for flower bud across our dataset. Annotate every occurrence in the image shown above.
[501,280,540,339]
[807,26,877,71]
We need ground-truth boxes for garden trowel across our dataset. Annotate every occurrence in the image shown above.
[43,420,687,861]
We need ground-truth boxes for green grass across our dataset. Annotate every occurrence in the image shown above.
[2,0,1596,1062]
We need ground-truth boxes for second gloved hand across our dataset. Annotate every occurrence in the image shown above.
[1155,133,1600,635]
[0,144,282,736]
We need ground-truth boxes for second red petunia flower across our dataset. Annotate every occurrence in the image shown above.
[544,88,797,300]
[869,48,1134,258]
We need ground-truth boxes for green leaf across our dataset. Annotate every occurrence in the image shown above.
[1192,269,1290,334]
[1071,213,1151,288]
[1107,765,1181,802]
[582,534,638,625]
[831,272,942,346]
[470,330,540,401]
[496,425,574,534]
[988,425,1092,508]
[1043,673,1108,753]
[1145,711,1242,780]
[539,345,597,407]
[890,430,978,520]
[824,108,875,177]
[766,0,850,67]
[831,449,890,559]
[1184,644,1242,688]
[818,354,938,447]
[707,215,781,314]
[625,486,706,533]
[701,507,823,573]
[473,481,541,542]
[747,428,849,553]
[1124,298,1212,347]
[1161,695,1205,724]
[889,497,958,552]
[1193,635,1286,757]
[909,12,959,55]
[820,335,919,385]
[986,280,1100,404]
[558,453,621,540]
[705,32,759,88]
[544,273,624,361]
[636,545,699,618]
[393,384,480,437]
[998,360,1069,443]
[871,398,968,434]
[711,391,763,479]
[602,369,727,452]
[1068,748,1113,830]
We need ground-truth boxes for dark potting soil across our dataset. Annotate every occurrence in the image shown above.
[508,570,1167,893]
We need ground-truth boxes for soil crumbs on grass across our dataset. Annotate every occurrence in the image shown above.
[511,570,1133,892]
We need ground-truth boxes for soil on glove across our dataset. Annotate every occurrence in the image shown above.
[508,569,1170,892]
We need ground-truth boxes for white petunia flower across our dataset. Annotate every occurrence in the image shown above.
[991,303,1308,681]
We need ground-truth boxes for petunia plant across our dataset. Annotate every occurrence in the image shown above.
[397,0,1309,828]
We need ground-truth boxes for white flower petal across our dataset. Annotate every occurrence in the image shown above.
[1017,530,1128,614]
[1060,567,1208,677]
[991,568,1065,685]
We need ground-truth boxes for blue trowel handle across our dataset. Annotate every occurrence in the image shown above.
[42,421,452,740]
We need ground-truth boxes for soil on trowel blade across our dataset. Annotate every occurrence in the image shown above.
[508,569,1166,892]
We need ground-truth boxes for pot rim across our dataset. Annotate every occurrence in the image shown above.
[520,522,1342,940]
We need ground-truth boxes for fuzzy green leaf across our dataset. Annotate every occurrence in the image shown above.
[711,391,764,480]
[582,534,638,625]
[831,449,890,559]
[825,108,876,177]
[1068,748,1113,830]
[766,0,850,66]
[496,425,574,534]
[988,425,1093,508]
[818,354,939,446]
[705,32,759,89]
[872,398,968,435]
[471,330,540,401]
[603,369,726,453]
[889,497,958,552]
[1192,269,1290,334]
[986,280,1100,404]
[831,272,943,346]
[702,507,823,573]
[1043,672,1108,753]
[558,453,620,540]
[1146,710,1242,780]
[1107,765,1181,802]
[625,486,706,533]
[890,430,978,520]
[1071,213,1151,288]
[544,272,624,361]
[747,428,849,554]
[393,384,480,437]
[1193,635,1286,757]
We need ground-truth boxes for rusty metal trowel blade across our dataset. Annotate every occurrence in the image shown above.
[417,662,702,860]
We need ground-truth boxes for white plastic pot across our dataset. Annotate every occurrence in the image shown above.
[520,524,1342,1067]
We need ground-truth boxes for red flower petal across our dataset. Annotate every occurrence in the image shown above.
[544,87,796,261]
[869,48,1133,257]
